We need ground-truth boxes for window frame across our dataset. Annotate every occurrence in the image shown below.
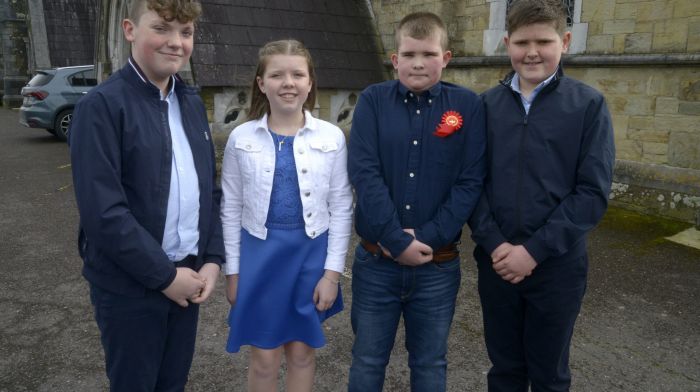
[482,0,587,56]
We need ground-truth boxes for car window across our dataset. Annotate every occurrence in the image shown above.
[69,69,97,87]
[69,71,86,87]
[27,72,53,87]
[83,69,98,86]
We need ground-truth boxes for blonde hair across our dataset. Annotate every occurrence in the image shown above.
[128,0,202,24]
[395,12,449,50]
[247,40,317,120]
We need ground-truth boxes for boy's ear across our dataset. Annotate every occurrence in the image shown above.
[442,50,452,67]
[122,19,136,42]
[561,31,572,53]
[390,53,399,70]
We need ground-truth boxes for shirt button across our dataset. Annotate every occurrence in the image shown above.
[245,145,251,150]
[409,172,414,178]
[298,150,304,154]
[305,192,311,197]
[311,231,316,237]
[428,99,432,104]
[307,212,312,217]
[301,168,307,174]
[416,109,420,114]
[404,99,408,103]
[405,205,411,210]
[409,92,413,97]
[413,140,418,145]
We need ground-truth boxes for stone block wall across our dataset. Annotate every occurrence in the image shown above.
[583,0,700,54]
[368,0,491,57]
[566,66,700,169]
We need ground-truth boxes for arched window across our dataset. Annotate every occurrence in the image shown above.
[483,0,586,55]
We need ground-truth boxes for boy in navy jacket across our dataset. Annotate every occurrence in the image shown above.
[469,0,615,390]
[69,0,224,390]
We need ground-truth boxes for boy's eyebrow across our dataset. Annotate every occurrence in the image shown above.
[399,49,440,55]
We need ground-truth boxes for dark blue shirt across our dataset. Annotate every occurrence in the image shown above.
[348,80,486,257]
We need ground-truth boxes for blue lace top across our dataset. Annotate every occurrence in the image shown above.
[265,130,305,230]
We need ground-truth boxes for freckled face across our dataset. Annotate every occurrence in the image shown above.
[391,32,451,93]
[123,9,194,90]
[505,22,570,93]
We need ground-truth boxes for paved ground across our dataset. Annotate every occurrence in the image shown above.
[0,106,699,391]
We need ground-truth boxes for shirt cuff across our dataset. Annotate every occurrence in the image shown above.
[223,258,239,275]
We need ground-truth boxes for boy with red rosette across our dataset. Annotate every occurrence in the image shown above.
[469,0,615,390]
[347,11,486,391]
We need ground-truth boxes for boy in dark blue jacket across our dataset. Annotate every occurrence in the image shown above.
[69,0,224,390]
[468,0,615,391]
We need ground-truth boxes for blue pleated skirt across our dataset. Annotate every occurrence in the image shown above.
[226,227,343,353]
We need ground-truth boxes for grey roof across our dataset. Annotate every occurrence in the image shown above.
[43,0,98,67]
[192,0,386,89]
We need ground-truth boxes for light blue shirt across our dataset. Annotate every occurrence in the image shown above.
[510,70,557,114]
[160,77,200,261]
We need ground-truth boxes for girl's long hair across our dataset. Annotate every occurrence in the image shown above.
[247,39,317,120]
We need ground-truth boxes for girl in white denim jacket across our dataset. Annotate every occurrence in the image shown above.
[220,39,352,391]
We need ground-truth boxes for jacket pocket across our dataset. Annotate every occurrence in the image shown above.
[234,138,264,180]
[308,140,339,183]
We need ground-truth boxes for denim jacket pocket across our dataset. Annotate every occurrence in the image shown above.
[308,140,339,182]
[234,138,264,178]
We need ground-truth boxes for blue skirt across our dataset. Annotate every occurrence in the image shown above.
[226,228,343,353]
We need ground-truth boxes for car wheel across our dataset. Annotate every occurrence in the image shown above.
[54,109,72,142]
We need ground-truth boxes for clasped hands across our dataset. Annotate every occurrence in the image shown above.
[162,263,220,307]
[379,228,433,266]
[490,243,537,284]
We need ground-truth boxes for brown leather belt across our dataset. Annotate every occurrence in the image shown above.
[360,239,459,263]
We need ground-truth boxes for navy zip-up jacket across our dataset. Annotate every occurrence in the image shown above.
[70,62,225,297]
[469,67,615,264]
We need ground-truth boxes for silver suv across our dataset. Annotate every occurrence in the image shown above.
[18,65,96,142]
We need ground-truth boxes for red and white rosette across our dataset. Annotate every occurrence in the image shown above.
[434,111,463,137]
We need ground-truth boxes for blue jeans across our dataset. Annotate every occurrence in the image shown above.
[348,244,461,392]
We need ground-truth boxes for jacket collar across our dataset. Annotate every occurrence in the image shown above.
[501,62,565,90]
[253,110,318,135]
[123,57,192,97]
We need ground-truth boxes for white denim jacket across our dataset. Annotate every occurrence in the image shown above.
[220,111,353,275]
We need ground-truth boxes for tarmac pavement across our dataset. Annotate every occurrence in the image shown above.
[0,106,698,391]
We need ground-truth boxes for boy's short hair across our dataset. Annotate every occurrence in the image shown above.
[507,0,567,35]
[395,12,449,50]
[129,0,202,24]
